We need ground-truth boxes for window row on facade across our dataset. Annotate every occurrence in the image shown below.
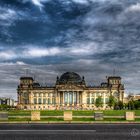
[86,97,109,104]
[33,98,56,104]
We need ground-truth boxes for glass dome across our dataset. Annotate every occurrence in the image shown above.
[59,72,82,84]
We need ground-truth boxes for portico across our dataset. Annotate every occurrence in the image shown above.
[58,91,82,106]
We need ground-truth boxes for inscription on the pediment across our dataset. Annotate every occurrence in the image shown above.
[58,84,83,90]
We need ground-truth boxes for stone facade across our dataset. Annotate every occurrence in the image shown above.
[17,72,124,110]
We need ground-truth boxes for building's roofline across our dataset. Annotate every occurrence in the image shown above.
[20,77,33,80]
[32,86,55,90]
[108,76,121,79]
[86,86,108,89]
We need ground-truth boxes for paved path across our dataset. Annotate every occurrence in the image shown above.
[0,124,140,140]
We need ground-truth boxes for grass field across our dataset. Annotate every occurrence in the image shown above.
[8,110,31,116]
[41,110,63,116]
[6,110,140,116]
[3,110,140,122]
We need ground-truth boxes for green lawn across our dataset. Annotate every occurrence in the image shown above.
[74,110,140,116]
[41,118,63,121]
[103,110,126,116]
[73,118,94,121]
[104,118,125,121]
[41,110,63,116]
[6,110,140,117]
[134,110,140,116]
[8,110,31,116]
[73,111,94,116]
[73,118,127,121]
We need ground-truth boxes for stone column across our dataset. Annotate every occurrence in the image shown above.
[18,93,21,104]
[30,93,33,104]
[58,92,60,104]
[80,92,82,104]
[79,92,81,104]
[67,92,70,105]
[95,93,96,104]
[50,97,52,105]
[41,94,43,105]
[36,95,38,104]
[77,92,79,104]
[21,94,23,104]
[89,93,91,105]
[60,92,62,105]
[73,92,74,105]
[63,92,64,105]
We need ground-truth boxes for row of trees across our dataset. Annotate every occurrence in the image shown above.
[95,95,140,110]
[0,105,13,111]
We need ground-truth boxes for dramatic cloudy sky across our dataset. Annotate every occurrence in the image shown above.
[0,0,140,99]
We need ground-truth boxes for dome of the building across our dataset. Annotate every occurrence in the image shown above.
[59,72,82,84]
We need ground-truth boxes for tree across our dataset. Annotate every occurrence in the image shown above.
[134,100,140,110]
[95,96,103,108]
[114,101,124,110]
[108,95,117,108]
[128,100,135,110]
[118,101,124,110]
[124,103,128,110]
[0,104,11,111]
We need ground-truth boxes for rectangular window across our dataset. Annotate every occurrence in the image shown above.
[74,92,77,104]
[43,99,46,104]
[52,98,56,104]
[24,99,28,104]
[38,98,42,104]
[64,92,68,104]
[69,92,73,104]
[48,98,51,104]
[105,98,109,103]
[34,98,37,104]
[91,98,94,104]
[87,98,90,104]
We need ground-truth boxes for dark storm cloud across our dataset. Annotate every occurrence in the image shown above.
[0,0,140,98]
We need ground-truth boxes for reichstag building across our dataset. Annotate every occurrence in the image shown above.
[17,72,124,110]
